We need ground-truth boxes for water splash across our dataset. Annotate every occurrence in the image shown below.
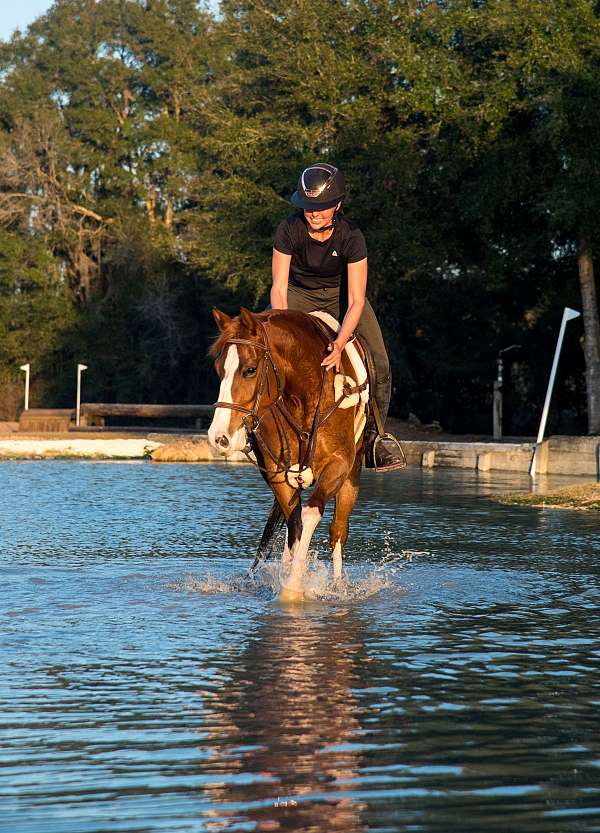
[169,542,423,603]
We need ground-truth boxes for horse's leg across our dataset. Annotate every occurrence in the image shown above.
[250,499,285,572]
[280,462,348,601]
[330,455,361,581]
[261,478,303,570]
[283,496,302,569]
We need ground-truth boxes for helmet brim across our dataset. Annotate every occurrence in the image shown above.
[291,190,344,211]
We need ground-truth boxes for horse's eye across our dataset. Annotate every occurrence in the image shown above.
[242,366,257,378]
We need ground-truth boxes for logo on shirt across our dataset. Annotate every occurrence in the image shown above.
[331,250,338,257]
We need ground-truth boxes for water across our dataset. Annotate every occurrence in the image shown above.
[1,461,600,833]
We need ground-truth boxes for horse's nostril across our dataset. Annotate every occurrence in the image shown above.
[216,434,230,448]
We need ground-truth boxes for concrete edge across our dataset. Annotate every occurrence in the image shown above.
[0,434,598,476]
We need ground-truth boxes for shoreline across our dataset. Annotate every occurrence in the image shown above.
[0,431,598,479]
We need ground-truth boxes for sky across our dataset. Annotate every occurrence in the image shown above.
[0,1,54,40]
[0,1,218,40]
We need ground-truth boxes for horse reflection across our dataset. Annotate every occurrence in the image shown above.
[198,608,368,832]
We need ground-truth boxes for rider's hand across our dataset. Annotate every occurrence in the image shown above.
[321,340,344,372]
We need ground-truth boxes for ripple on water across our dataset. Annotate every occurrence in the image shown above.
[1,462,600,833]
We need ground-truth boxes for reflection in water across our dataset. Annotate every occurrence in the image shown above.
[199,608,367,832]
[2,463,600,833]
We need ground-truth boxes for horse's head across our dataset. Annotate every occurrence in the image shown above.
[208,307,276,456]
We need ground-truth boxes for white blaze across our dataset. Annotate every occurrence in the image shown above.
[208,345,242,453]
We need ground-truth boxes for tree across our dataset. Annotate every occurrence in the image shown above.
[0,0,598,433]
[424,0,600,432]
[0,230,74,418]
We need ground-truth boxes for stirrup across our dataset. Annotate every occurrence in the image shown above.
[373,433,407,472]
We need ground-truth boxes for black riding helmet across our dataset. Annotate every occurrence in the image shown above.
[291,163,345,210]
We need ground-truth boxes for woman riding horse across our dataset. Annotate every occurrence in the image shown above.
[209,305,367,600]
[271,163,404,471]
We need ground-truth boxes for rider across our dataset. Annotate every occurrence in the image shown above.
[271,162,405,471]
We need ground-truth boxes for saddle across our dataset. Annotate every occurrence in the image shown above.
[308,311,407,470]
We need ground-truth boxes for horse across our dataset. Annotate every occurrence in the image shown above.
[208,306,369,601]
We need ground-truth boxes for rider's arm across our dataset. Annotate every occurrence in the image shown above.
[271,248,291,309]
[321,257,367,371]
[337,258,367,346]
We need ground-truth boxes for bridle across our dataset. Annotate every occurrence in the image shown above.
[213,320,283,444]
[213,317,367,486]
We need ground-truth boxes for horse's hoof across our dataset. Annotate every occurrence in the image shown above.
[332,576,349,594]
[279,586,305,604]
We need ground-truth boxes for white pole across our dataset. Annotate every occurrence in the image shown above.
[19,363,30,411]
[530,307,580,477]
[76,364,88,427]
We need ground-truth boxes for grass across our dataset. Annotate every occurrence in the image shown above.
[499,482,600,510]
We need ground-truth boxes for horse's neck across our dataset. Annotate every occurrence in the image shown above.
[266,316,323,404]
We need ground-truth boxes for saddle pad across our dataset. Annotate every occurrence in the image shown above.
[309,311,369,404]
[333,374,360,409]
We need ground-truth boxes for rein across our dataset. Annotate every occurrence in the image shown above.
[213,317,367,485]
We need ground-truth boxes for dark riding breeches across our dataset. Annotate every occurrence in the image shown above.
[285,284,392,429]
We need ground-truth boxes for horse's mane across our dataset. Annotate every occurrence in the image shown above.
[209,310,326,360]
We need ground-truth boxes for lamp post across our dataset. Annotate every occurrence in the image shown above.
[19,363,30,411]
[529,307,581,478]
[493,345,521,440]
[76,364,88,427]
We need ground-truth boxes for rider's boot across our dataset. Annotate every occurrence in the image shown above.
[363,371,406,471]
[363,424,406,471]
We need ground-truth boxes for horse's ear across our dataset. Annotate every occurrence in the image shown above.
[212,308,233,332]
[239,307,257,336]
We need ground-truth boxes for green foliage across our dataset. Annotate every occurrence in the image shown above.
[0,231,75,417]
[0,0,599,432]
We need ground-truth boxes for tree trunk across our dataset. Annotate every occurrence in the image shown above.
[577,238,600,434]
[145,192,156,224]
[165,194,174,229]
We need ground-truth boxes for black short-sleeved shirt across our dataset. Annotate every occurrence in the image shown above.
[273,212,367,290]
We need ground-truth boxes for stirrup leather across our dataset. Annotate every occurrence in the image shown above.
[373,433,407,472]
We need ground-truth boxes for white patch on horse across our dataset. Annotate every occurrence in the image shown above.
[208,345,243,453]
[332,540,343,580]
[282,540,293,569]
[281,505,322,595]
